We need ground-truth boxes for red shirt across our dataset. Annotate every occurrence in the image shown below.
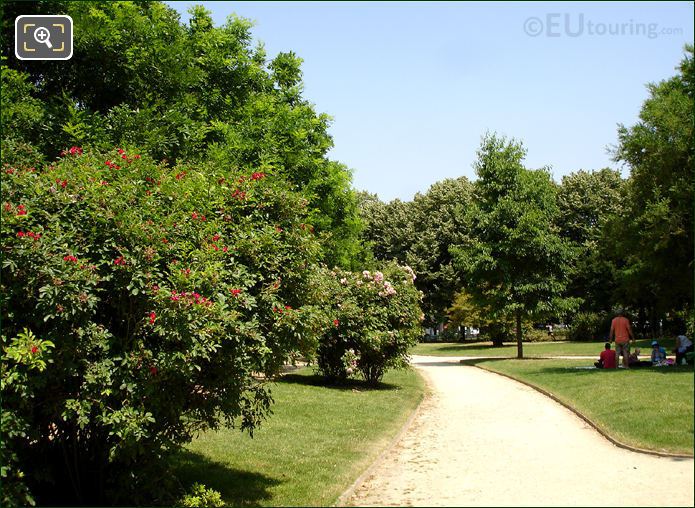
[610,316,631,344]
[600,349,617,369]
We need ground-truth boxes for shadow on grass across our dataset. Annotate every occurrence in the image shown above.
[171,449,281,507]
[277,373,401,391]
[459,357,695,376]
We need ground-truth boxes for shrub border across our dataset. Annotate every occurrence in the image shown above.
[470,362,694,459]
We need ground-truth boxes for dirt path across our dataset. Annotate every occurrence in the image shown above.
[344,356,694,507]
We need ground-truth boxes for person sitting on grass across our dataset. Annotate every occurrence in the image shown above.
[650,340,668,366]
[628,348,651,368]
[595,342,616,369]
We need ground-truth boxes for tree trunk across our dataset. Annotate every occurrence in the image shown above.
[516,310,523,359]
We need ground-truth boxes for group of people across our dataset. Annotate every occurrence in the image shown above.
[594,310,693,369]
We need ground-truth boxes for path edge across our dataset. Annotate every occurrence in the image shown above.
[334,368,430,507]
[471,363,694,460]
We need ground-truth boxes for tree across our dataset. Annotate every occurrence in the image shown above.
[556,168,626,313]
[1,1,362,269]
[610,45,694,329]
[407,177,473,327]
[453,134,574,358]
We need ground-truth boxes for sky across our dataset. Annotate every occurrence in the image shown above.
[168,1,694,202]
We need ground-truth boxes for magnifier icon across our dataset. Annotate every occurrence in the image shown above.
[34,26,52,48]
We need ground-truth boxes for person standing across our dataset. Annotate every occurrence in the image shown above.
[609,309,635,369]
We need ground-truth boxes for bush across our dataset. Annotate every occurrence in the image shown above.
[0,146,321,505]
[179,483,224,508]
[313,264,423,384]
[568,311,611,341]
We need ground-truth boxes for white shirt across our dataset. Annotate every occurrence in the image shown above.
[677,335,692,353]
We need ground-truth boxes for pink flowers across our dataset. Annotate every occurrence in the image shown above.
[16,204,27,216]
[251,172,266,181]
[63,255,78,263]
[114,256,127,266]
[149,311,156,325]
[373,271,384,283]
[229,288,242,297]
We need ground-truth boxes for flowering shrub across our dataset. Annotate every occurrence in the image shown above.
[313,263,423,384]
[0,146,321,505]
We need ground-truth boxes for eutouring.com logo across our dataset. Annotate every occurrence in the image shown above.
[523,13,683,39]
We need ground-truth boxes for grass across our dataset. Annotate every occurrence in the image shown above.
[463,357,694,455]
[171,367,425,506]
[411,337,679,357]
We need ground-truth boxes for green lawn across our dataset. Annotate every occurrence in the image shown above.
[465,357,694,455]
[171,367,425,506]
[411,338,678,357]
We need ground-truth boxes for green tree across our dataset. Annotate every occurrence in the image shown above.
[453,134,574,358]
[556,168,625,313]
[1,1,362,268]
[611,45,694,327]
[407,177,473,327]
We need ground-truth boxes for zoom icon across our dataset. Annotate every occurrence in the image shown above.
[15,15,73,60]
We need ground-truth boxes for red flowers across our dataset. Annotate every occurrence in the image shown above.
[63,255,78,263]
[56,178,67,188]
[149,366,158,376]
[31,345,39,354]
[251,172,266,181]
[16,204,27,216]
[191,212,206,221]
[60,146,83,157]
[105,160,121,170]
[182,268,191,277]
[333,319,340,327]
[212,234,221,242]
[17,230,41,240]
[170,290,212,307]
[231,189,247,201]
[175,171,187,180]
[229,288,242,297]
[149,311,156,325]
[114,256,126,266]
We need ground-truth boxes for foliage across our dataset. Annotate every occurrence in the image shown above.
[179,483,224,508]
[1,1,362,268]
[566,312,611,342]
[452,133,576,358]
[0,146,321,505]
[312,263,423,384]
[610,45,694,321]
[556,169,625,313]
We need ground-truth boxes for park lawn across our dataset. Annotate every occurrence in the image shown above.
[171,367,425,506]
[466,357,694,455]
[411,337,678,357]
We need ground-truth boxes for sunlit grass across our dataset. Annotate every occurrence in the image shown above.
[465,357,694,455]
[172,367,425,506]
[411,338,677,358]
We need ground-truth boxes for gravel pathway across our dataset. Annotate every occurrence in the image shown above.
[344,355,694,507]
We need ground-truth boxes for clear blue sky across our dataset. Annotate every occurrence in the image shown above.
[168,1,693,202]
